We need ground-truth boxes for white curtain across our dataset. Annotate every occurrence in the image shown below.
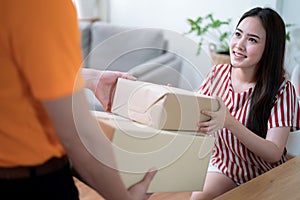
[73,0,108,21]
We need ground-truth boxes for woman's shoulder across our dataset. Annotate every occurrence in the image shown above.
[280,79,295,90]
[211,64,231,76]
[277,78,297,98]
[213,63,231,71]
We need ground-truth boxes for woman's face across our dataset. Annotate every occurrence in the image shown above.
[230,16,266,70]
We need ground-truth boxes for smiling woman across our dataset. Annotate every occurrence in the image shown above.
[191,7,300,200]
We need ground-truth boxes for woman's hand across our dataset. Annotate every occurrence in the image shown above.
[197,96,229,135]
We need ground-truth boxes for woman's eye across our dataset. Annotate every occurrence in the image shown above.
[249,38,257,43]
[234,32,241,37]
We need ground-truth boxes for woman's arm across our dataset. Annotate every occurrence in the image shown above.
[198,97,290,163]
[224,113,289,163]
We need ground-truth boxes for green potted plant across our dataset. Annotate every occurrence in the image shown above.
[186,13,232,64]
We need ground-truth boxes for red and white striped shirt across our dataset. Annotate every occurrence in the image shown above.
[198,64,300,185]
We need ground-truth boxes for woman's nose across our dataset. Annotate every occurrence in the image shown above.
[236,38,246,50]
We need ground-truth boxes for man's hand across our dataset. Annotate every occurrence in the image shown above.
[127,168,157,200]
[82,68,136,112]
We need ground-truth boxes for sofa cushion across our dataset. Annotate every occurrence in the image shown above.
[87,22,166,72]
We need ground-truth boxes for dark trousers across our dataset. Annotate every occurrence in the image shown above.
[0,165,79,200]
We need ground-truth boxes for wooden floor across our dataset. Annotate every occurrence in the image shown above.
[75,178,103,200]
[74,178,191,200]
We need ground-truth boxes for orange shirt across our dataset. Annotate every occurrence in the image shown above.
[0,0,85,167]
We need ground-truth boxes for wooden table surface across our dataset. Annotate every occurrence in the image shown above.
[216,156,300,200]
[75,156,300,200]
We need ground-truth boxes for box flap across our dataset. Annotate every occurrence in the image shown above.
[128,81,169,113]
[112,78,168,113]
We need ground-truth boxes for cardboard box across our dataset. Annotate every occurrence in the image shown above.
[92,111,215,193]
[111,78,219,131]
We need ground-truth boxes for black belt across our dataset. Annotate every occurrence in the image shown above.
[0,156,69,180]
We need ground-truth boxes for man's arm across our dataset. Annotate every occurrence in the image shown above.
[43,90,156,200]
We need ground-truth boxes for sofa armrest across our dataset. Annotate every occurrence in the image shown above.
[84,88,104,111]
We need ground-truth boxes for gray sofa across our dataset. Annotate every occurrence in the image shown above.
[79,21,183,84]
[79,21,183,110]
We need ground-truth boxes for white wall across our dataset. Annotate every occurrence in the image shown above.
[109,0,251,33]
[278,0,300,80]
[73,0,109,21]
[281,0,300,26]
[108,0,300,31]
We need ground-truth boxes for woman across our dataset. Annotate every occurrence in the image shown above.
[191,7,300,200]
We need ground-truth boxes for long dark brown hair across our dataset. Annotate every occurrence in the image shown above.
[236,7,286,138]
